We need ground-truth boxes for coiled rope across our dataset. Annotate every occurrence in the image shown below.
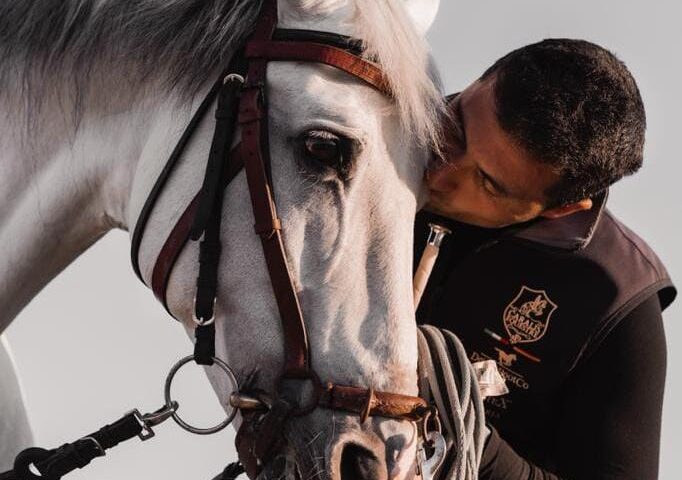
[417,325,487,480]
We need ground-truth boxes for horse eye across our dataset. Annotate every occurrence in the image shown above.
[301,131,345,168]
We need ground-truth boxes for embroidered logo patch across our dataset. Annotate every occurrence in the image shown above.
[503,286,557,344]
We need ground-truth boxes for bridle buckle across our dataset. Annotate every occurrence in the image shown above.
[223,73,245,86]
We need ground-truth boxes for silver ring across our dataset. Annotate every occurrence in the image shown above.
[164,355,239,435]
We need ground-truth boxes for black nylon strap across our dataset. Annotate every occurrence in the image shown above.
[213,462,245,480]
[130,76,224,282]
[2,412,143,480]
[193,175,224,366]
[194,323,217,365]
[191,56,248,366]
[272,28,364,56]
[190,64,245,241]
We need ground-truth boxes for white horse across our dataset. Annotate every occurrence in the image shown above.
[0,0,444,478]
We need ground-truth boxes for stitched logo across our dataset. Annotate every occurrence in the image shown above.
[495,348,518,367]
[503,286,557,344]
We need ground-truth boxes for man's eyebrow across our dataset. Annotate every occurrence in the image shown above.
[478,166,512,197]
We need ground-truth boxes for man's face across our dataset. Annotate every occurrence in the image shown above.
[426,78,561,228]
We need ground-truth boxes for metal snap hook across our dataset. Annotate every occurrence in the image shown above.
[416,430,447,480]
[129,402,178,441]
[164,355,239,435]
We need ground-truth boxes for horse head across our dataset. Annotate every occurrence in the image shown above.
[128,0,444,478]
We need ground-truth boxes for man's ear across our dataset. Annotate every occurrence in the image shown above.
[540,198,593,219]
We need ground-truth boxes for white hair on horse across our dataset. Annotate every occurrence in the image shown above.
[0,0,445,150]
[283,0,446,149]
[350,0,446,150]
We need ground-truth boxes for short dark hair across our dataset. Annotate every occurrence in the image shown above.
[481,39,646,207]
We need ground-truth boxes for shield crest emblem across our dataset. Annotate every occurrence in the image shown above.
[503,286,557,344]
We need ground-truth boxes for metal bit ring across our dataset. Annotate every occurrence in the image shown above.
[164,355,239,435]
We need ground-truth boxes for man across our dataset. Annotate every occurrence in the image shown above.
[415,39,676,479]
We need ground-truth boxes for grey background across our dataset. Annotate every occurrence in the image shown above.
[6,1,681,479]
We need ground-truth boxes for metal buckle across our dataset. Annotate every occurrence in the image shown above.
[192,295,216,326]
[223,73,245,86]
[164,355,239,435]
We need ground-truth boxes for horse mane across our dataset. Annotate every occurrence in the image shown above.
[351,0,446,151]
[0,0,445,150]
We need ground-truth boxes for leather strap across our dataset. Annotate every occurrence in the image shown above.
[319,383,428,422]
[273,29,364,56]
[190,72,246,242]
[245,40,391,95]
[238,0,310,374]
[130,77,225,282]
[151,147,244,313]
[4,411,145,480]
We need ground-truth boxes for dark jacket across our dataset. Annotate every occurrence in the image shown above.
[414,192,675,479]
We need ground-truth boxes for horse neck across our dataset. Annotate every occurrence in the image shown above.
[0,88,153,331]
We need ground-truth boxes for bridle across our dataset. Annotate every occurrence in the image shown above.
[130,0,429,475]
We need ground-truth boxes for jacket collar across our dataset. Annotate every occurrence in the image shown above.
[513,190,608,251]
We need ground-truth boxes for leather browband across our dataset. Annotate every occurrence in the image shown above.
[244,40,391,95]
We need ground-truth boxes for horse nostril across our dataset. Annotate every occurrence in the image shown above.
[340,442,388,480]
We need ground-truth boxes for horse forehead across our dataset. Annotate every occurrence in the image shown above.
[267,62,389,131]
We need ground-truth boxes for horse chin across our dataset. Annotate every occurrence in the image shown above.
[255,453,301,480]
[250,413,420,480]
